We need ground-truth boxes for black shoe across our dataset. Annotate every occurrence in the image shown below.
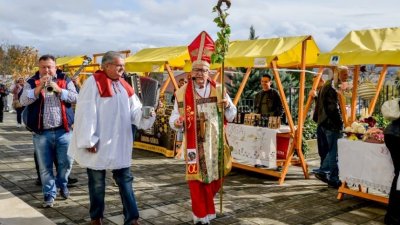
[35,178,42,186]
[328,180,342,189]
[314,172,329,184]
[68,177,78,184]
[384,214,400,225]
[60,188,70,199]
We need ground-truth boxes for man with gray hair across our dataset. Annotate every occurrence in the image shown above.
[314,66,349,188]
[68,51,155,225]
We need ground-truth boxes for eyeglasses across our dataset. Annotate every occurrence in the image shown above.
[109,63,125,69]
[192,68,209,74]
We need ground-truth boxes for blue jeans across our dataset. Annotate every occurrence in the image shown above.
[87,168,139,224]
[32,129,72,199]
[318,126,342,183]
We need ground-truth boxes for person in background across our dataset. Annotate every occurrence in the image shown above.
[68,51,155,225]
[12,77,25,127]
[383,101,400,225]
[309,76,326,174]
[20,55,78,208]
[171,78,186,104]
[169,31,237,225]
[0,80,9,122]
[314,66,348,188]
[253,74,283,117]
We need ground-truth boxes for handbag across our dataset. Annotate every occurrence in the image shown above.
[12,99,23,109]
[223,132,233,176]
[381,98,400,121]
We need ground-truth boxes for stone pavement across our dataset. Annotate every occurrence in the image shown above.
[0,111,388,225]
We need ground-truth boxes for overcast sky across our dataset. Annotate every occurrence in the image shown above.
[1,0,399,57]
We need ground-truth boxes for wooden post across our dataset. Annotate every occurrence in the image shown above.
[271,61,295,133]
[294,38,309,179]
[233,67,252,106]
[160,76,171,95]
[213,68,221,81]
[165,63,179,91]
[303,66,324,122]
[338,92,348,127]
[350,65,360,124]
[368,65,388,116]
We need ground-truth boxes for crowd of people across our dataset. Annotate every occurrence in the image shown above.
[0,30,399,225]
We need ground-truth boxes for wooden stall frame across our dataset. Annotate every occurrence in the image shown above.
[315,27,396,204]
[337,182,388,204]
[335,64,389,203]
[231,38,312,184]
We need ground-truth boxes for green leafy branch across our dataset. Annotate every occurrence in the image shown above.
[211,0,231,64]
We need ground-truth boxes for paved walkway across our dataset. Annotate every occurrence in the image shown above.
[0,111,388,225]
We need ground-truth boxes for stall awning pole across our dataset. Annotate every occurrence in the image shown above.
[303,66,324,122]
[165,63,178,91]
[350,65,360,124]
[233,67,252,106]
[213,68,221,81]
[160,76,171,95]
[295,38,309,179]
[271,61,295,134]
[368,65,388,116]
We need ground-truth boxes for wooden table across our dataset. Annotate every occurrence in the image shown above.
[226,123,305,181]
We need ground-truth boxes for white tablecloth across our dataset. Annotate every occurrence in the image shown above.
[338,139,395,194]
[226,124,290,169]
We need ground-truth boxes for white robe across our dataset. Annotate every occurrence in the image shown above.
[68,76,155,170]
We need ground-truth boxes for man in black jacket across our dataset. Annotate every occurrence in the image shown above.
[253,74,283,117]
[314,66,348,188]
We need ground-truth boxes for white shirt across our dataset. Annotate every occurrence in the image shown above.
[68,76,155,170]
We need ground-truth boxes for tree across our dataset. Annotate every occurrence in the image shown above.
[0,44,38,79]
[249,25,259,40]
[225,25,267,108]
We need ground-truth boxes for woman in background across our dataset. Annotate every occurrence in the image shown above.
[12,77,25,127]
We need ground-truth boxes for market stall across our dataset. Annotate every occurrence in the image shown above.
[315,27,400,203]
[124,46,191,157]
[224,35,320,184]
[338,139,393,204]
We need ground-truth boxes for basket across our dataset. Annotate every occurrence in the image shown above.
[357,81,376,100]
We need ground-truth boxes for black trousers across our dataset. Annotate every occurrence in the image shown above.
[0,97,4,122]
[384,134,400,223]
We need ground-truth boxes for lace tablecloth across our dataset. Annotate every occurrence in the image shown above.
[338,139,395,194]
[226,124,290,169]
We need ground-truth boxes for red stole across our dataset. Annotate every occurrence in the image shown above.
[93,70,134,97]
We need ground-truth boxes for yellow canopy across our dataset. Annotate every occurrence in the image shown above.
[125,46,190,72]
[224,35,320,68]
[56,55,86,67]
[317,27,400,66]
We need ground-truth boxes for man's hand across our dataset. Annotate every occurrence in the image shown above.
[218,99,230,109]
[309,90,317,97]
[87,146,97,153]
[49,81,62,93]
[39,75,50,89]
[174,116,184,128]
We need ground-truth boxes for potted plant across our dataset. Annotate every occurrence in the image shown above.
[302,118,318,158]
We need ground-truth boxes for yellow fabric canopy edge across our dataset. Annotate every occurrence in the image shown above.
[224,36,320,68]
[125,46,190,72]
[317,27,400,66]
[56,55,86,67]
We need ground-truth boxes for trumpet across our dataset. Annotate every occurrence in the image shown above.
[45,85,54,93]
